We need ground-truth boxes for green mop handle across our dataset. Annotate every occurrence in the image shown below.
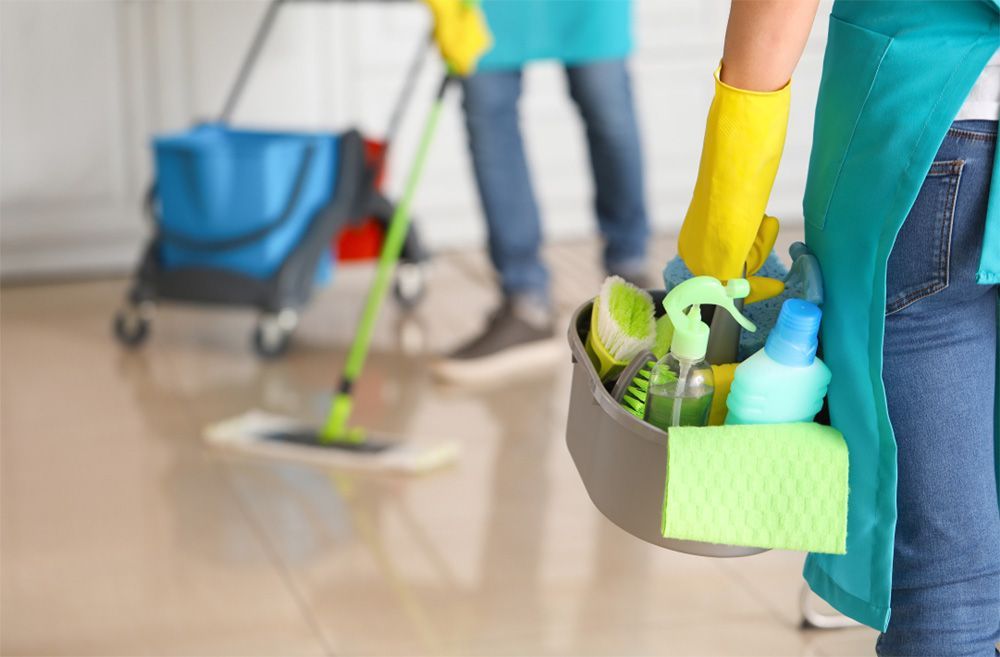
[321,76,454,443]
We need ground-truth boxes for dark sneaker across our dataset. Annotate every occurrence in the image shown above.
[431,297,562,385]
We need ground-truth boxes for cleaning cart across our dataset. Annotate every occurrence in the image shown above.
[113,0,429,358]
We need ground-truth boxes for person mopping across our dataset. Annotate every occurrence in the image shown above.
[205,0,493,473]
[431,0,652,385]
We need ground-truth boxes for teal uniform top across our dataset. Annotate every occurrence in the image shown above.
[801,0,1000,630]
[477,0,633,71]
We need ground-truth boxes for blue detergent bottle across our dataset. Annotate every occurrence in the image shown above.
[725,299,832,425]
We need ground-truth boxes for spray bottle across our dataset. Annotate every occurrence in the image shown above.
[645,277,757,429]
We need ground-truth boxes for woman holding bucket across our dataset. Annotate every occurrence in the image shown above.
[680,0,999,653]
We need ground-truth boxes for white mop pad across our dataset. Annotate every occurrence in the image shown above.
[203,410,459,474]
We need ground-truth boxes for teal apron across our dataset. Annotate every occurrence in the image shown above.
[477,0,632,71]
[801,0,1000,630]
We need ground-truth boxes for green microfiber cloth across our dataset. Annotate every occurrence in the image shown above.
[662,423,848,554]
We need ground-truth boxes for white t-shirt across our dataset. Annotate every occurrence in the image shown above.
[955,49,1000,121]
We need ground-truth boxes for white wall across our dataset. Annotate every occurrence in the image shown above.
[0,0,831,278]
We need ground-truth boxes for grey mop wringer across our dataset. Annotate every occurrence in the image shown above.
[205,74,461,474]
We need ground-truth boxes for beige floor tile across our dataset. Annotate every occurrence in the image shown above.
[3,231,874,657]
[1,284,329,656]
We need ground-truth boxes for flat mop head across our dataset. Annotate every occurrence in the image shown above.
[204,411,459,474]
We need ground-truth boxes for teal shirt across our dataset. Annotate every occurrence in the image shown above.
[477,0,633,71]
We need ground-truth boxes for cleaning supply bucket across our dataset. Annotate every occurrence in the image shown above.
[567,294,849,556]
[567,296,765,557]
[153,123,339,279]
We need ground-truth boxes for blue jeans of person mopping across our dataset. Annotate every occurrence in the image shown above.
[878,120,1000,657]
[462,59,650,306]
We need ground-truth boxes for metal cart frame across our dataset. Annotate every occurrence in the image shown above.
[114,0,430,357]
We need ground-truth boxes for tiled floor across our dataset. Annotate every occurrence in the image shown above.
[1,233,877,656]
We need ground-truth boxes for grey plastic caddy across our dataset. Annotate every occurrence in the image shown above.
[565,294,766,558]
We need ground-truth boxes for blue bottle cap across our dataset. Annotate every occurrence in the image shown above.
[764,299,822,366]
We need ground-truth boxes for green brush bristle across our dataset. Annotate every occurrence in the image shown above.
[622,403,646,420]
[619,361,655,419]
[598,277,655,360]
[608,279,653,339]
[623,390,645,418]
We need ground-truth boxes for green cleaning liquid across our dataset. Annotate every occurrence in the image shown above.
[645,275,756,430]
[644,353,714,429]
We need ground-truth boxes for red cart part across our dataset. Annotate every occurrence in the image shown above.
[362,139,387,187]
[335,139,388,262]
[337,219,385,261]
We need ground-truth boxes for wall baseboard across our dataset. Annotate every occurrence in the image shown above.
[1,237,145,281]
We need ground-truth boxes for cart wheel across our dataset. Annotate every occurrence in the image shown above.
[253,309,298,359]
[113,305,151,348]
[394,263,426,309]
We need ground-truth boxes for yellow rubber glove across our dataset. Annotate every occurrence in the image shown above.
[679,67,791,294]
[708,363,739,426]
[423,0,493,77]
[746,276,785,305]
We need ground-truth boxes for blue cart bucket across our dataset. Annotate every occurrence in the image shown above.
[153,123,339,280]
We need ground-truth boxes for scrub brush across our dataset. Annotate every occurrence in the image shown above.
[612,350,657,419]
[609,315,674,419]
[585,276,656,381]
[607,316,676,420]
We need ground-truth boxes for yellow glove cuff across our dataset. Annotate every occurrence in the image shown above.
[678,67,791,281]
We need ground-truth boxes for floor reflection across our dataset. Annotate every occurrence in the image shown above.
[2,236,878,655]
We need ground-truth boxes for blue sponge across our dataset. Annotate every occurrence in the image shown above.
[662,253,791,361]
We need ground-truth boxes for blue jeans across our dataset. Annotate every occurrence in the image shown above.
[878,120,1000,656]
[462,59,650,302]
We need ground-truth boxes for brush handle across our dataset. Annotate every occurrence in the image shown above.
[706,303,743,364]
[321,76,453,442]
